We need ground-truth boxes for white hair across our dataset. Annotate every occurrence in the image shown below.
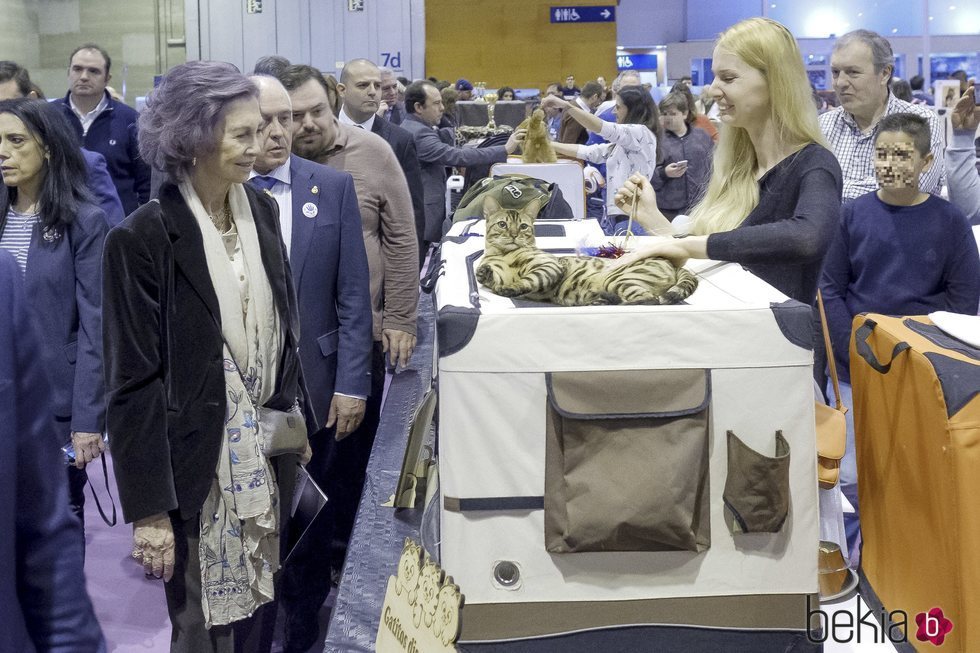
[612,70,642,94]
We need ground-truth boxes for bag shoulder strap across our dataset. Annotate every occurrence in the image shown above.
[817,290,847,414]
[87,454,117,527]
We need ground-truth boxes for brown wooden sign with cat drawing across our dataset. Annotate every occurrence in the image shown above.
[375,538,463,653]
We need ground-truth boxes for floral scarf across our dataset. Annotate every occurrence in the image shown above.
[178,180,282,627]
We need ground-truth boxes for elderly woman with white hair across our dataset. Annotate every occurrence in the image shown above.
[102,60,310,651]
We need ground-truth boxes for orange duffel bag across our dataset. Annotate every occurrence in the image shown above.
[851,314,980,652]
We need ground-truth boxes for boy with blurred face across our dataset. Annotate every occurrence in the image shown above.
[820,112,980,565]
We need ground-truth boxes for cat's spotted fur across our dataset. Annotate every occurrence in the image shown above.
[476,196,698,306]
[517,109,557,163]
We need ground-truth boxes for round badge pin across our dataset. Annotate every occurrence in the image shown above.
[302,202,318,218]
[311,185,319,195]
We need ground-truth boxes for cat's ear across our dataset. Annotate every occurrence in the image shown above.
[483,195,501,218]
[521,195,546,220]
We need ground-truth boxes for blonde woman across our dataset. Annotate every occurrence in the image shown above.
[613,17,843,305]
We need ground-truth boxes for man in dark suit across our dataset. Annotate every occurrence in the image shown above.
[249,74,373,653]
[337,58,427,265]
[379,67,404,124]
[0,250,105,653]
[401,80,523,247]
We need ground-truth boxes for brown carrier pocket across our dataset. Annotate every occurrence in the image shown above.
[722,430,790,533]
[544,369,710,553]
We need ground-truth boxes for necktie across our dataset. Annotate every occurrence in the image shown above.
[250,175,278,192]
[355,124,365,129]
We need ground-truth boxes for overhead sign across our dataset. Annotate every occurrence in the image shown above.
[550,6,615,23]
[617,54,659,71]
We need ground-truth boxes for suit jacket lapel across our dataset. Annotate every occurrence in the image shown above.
[248,186,290,326]
[159,183,221,327]
[288,156,317,288]
[246,184,302,408]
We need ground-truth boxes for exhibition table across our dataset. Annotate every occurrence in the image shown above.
[323,297,436,652]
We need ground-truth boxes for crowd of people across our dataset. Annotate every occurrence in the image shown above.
[2,16,979,653]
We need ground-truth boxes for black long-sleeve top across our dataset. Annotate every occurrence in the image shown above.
[706,143,843,304]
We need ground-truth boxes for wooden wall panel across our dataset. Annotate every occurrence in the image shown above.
[426,0,617,92]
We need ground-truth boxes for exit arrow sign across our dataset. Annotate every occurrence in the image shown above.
[551,6,616,23]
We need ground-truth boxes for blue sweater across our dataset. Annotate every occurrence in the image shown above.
[55,92,150,216]
[820,192,980,381]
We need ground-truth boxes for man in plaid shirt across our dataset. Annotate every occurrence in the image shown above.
[819,29,945,202]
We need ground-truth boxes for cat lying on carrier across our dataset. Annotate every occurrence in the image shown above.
[475,196,698,306]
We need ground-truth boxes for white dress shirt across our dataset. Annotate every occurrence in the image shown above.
[69,93,109,136]
[575,95,594,114]
[248,161,293,256]
[338,106,376,132]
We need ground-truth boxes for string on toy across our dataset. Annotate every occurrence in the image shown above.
[622,186,639,251]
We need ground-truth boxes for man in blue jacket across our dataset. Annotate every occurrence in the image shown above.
[0,251,105,653]
[0,59,125,226]
[249,75,374,652]
[53,44,150,215]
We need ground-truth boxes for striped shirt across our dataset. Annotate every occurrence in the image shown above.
[0,208,39,276]
[819,93,946,201]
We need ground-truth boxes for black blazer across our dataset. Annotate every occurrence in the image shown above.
[103,181,306,523]
[371,115,427,256]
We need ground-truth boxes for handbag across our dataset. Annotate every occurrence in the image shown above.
[255,403,308,458]
[815,291,847,489]
[222,336,308,458]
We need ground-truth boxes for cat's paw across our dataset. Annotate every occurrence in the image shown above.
[494,286,525,298]
[475,265,495,287]
[590,292,620,305]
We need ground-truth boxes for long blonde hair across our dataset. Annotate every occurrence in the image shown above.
[691,18,826,235]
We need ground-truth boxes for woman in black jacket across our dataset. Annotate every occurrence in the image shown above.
[102,61,309,652]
